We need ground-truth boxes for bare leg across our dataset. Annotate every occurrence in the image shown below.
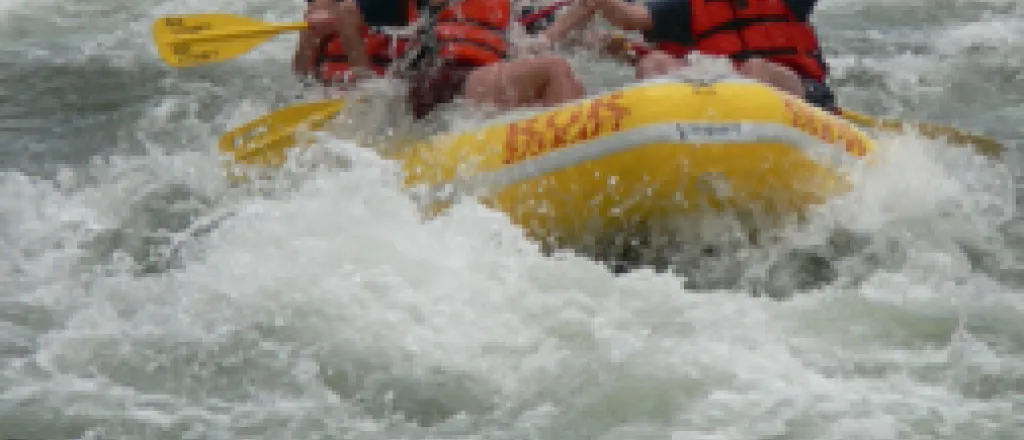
[462,56,585,109]
[635,51,687,79]
[736,58,804,97]
[634,54,806,98]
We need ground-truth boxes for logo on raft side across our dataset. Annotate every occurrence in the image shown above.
[782,96,869,157]
[500,91,869,165]
[503,92,631,165]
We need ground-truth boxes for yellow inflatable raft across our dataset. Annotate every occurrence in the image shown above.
[226,78,878,248]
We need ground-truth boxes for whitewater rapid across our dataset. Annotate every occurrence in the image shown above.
[1,0,1021,439]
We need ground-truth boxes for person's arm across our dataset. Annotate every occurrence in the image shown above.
[295,0,374,77]
[589,0,653,31]
[292,30,319,77]
[542,1,597,44]
[332,20,371,70]
[543,0,653,45]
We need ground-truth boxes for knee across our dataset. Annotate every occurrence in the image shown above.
[736,58,770,79]
[462,65,499,99]
[737,57,805,95]
[737,58,798,82]
[536,56,575,78]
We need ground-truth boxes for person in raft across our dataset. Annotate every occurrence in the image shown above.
[292,0,586,120]
[531,0,839,113]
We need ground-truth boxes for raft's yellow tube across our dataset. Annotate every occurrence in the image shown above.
[396,78,876,246]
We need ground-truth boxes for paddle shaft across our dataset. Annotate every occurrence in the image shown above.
[171,22,307,42]
[840,108,1003,156]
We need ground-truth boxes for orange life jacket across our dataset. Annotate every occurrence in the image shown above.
[313,0,510,84]
[410,0,511,67]
[655,0,827,83]
[315,27,413,84]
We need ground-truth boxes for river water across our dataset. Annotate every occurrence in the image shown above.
[1,0,1022,438]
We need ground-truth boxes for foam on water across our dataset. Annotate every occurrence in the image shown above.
[2,0,1022,439]
[3,126,1020,439]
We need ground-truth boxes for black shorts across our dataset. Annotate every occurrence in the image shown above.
[802,77,838,113]
[356,0,409,26]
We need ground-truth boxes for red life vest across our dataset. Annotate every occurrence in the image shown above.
[655,0,827,83]
[412,0,511,67]
[314,27,413,84]
[313,0,510,84]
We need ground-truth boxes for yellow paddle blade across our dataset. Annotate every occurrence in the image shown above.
[218,100,347,168]
[840,108,1005,157]
[153,14,306,68]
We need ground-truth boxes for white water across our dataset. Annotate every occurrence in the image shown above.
[1,0,1021,439]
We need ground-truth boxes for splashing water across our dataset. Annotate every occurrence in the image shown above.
[1,0,1021,439]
